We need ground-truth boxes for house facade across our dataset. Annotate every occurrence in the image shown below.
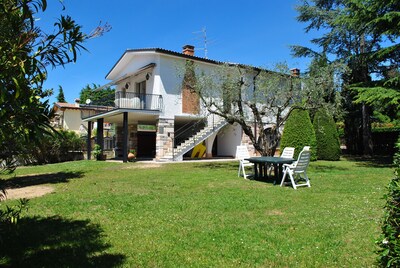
[82,45,256,162]
[52,101,92,134]
[51,101,114,153]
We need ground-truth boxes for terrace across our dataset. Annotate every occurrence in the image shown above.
[81,91,163,119]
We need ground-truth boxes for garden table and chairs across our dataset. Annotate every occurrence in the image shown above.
[245,156,295,183]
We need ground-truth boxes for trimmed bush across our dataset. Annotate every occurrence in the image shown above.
[376,136,400,267]
[280,108,317,160]
[313,109,341,160]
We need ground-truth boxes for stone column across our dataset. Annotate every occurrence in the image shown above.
[156,118,174,160]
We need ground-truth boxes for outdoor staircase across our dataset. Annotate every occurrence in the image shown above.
[160,119,228,161]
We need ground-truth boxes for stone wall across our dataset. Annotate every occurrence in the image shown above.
[156,118,174,159]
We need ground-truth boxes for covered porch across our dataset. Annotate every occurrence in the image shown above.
[83,109,160,162]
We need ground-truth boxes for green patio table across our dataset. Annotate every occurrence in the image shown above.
[245,156,295,182]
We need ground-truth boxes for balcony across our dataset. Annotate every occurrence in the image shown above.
[81,92,163,119]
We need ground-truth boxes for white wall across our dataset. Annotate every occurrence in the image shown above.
[115,53,159,95]
[109,51,256,121]
[157,55,215,118]
[63,109,87,133]
[217,123,242,156]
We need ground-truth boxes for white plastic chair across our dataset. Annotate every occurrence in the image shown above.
[236,145,254,179]
[280,148,311,189]
[268,147,295,176]
[280,147,295,158]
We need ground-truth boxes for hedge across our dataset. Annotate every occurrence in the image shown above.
[377,136,400,267]
[313,109,341,160]
[280,108,317,160]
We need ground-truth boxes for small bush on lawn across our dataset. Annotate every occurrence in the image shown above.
[0,198,29,245]
[280,108,317,160]
[377,136,400,267]
[313,108,341,160]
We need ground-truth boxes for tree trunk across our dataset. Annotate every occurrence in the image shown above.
[362,103,373,155]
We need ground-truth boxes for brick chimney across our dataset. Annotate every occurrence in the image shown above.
[290,68,300,77]
[182,45,195,56]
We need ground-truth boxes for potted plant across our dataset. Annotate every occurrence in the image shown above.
[128,148,136,161]
[93,144,106,160]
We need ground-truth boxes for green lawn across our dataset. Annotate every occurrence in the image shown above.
[0,157,394,267]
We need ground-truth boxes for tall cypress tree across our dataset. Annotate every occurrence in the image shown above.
[280,109,317,160]
[313,109,341,160]
[56,85,66,102]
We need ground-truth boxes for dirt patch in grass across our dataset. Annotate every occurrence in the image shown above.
[266,209,285,216]
[5,185,54,200]
[123,163,163,169]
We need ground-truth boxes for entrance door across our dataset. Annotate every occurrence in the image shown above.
[137,131,156,158]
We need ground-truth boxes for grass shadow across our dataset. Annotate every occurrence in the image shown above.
[251,176,277,185]
[0,216,125,267]
[192,161,238,171]
[4,171,84,189]
[313,164,350,172]
[343,155,395,168]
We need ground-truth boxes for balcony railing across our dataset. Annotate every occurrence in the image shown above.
[114,92,163,110]
[81,92,163,119]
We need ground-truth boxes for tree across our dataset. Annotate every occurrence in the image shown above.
[280,109,317,160]
[79,84,115,106]
[0,0,110,174]
[56,86,66,102]
[313,108,341,160]
[293,0,400,155]
[183,62,341,156]
[348,0,400,124]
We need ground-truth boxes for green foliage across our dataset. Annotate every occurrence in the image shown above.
[280,109,317,160]
[377,137,400,267]
[0,199,29,225]
[0,0,109,174]
[395,136,400,167]
[313,109,341,160]
[92,144,103,161]
[26,129,84,164]
[0,198,29,244]
[56,85,66,102]
[293,0,400,155]
[79,84,115,106]
[352,84,400,108]
[372,127,400,133]
[0,1,78,173]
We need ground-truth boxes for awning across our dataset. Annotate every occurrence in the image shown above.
[96,63,156,91]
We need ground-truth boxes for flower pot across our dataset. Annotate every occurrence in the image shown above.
[128,152,136,161]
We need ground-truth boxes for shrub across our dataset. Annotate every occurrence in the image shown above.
[377,136,400,267]
[26,129,84,164]
[313,109,341,160]
[92,144,103,161]
[0,198,29,245]
[280,108,317,160]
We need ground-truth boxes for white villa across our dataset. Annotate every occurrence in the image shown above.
[82,45,297,162]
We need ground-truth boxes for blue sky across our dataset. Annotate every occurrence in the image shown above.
[38,0,319,104]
